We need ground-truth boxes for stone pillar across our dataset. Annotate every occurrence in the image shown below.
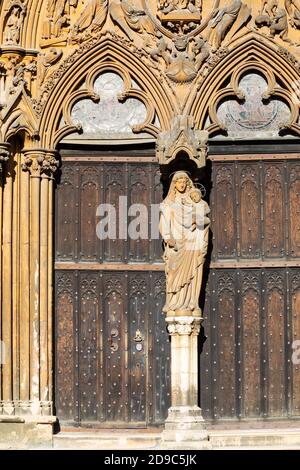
[0,143,11,408]
[21,149,59,411]
[0,148,58,447]
[161,315,209,448]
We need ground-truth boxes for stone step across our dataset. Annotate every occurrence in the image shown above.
[209,428,300,448]
[53,427,300,450]
[53,431,161,450]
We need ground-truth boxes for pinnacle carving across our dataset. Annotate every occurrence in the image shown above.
[157,115,208,167]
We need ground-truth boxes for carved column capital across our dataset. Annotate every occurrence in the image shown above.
[22,149,59,178]
[0,142,11,174]
[166,316,202,336]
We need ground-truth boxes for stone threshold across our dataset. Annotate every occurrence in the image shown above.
[51,427,300,450]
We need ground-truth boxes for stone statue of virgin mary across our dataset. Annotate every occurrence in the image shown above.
[159,171,210,317]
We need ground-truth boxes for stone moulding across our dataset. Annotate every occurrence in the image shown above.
[0,400,55,421]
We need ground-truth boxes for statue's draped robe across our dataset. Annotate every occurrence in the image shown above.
[75,0,108,32]
[160,196,209,313]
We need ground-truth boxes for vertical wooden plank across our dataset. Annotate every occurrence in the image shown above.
[200,268,212,419]
[291,270,300,416]
[265,270,286,417]
[129,273,147,422]
[241,270,261,417]
[215,270,236,418]
[55,164,76,261]
[147,273,154,425]
[152,272,170,424]
[98,272,105,422]
[128,164,150,262]
[213,164,236,260]
[55,271,76,421]
[78,272,99,422]
[288,164,300,258]
[79,166,100,262]
[239,163,261,258]
[263,164,285,258]
[103,273,127,422]
[103,164,125,262]
[151,164,163,263]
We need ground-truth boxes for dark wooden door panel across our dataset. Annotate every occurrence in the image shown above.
[289,165,300,258]
[55,153,300,425]
[201,156,300,420]
[201,267,300,420]
[211,160,300,262]
[55,269,170,425]
[55,157,170,426]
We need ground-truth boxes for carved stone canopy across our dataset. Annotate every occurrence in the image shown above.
[156,115,208,168]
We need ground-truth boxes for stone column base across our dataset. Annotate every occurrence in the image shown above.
[0,421,54,449]
[0,401,56,448]
[160,406,210,449]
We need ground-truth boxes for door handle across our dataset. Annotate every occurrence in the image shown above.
[133,329,143,343]
[109,328,119,352]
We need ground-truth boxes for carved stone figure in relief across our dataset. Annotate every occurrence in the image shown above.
[206,0,242,50]
[158,0,201,14]
[165,36,198,82]
[109,0,155,39]
[159,171,210,316]
[255,0,292,40]
[71,0,108,37]
[285,0,300,28]
[70,0,154,42]
[116,0,156,37]
[255,0,278,27]
[42,0,79,39]
[39,48,63,83]
[157,0,202,33]
[191,36,210,70]
[4,5,26,44]
[269,7,289,39]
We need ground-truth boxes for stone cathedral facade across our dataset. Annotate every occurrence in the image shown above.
[0,0,300,448]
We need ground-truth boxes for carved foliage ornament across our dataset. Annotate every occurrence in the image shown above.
[0,143,11,173]
[166,316,202,335]
[22,151,59,177]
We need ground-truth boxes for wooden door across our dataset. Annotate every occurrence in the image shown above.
[200,154,300,420]
[54,153,170,427]
[55,151,300,425]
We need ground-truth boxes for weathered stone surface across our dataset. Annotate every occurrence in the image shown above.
[0,423,53,450]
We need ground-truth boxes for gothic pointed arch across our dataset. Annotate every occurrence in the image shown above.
[185,34,300,136]
[36,35,178,149]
